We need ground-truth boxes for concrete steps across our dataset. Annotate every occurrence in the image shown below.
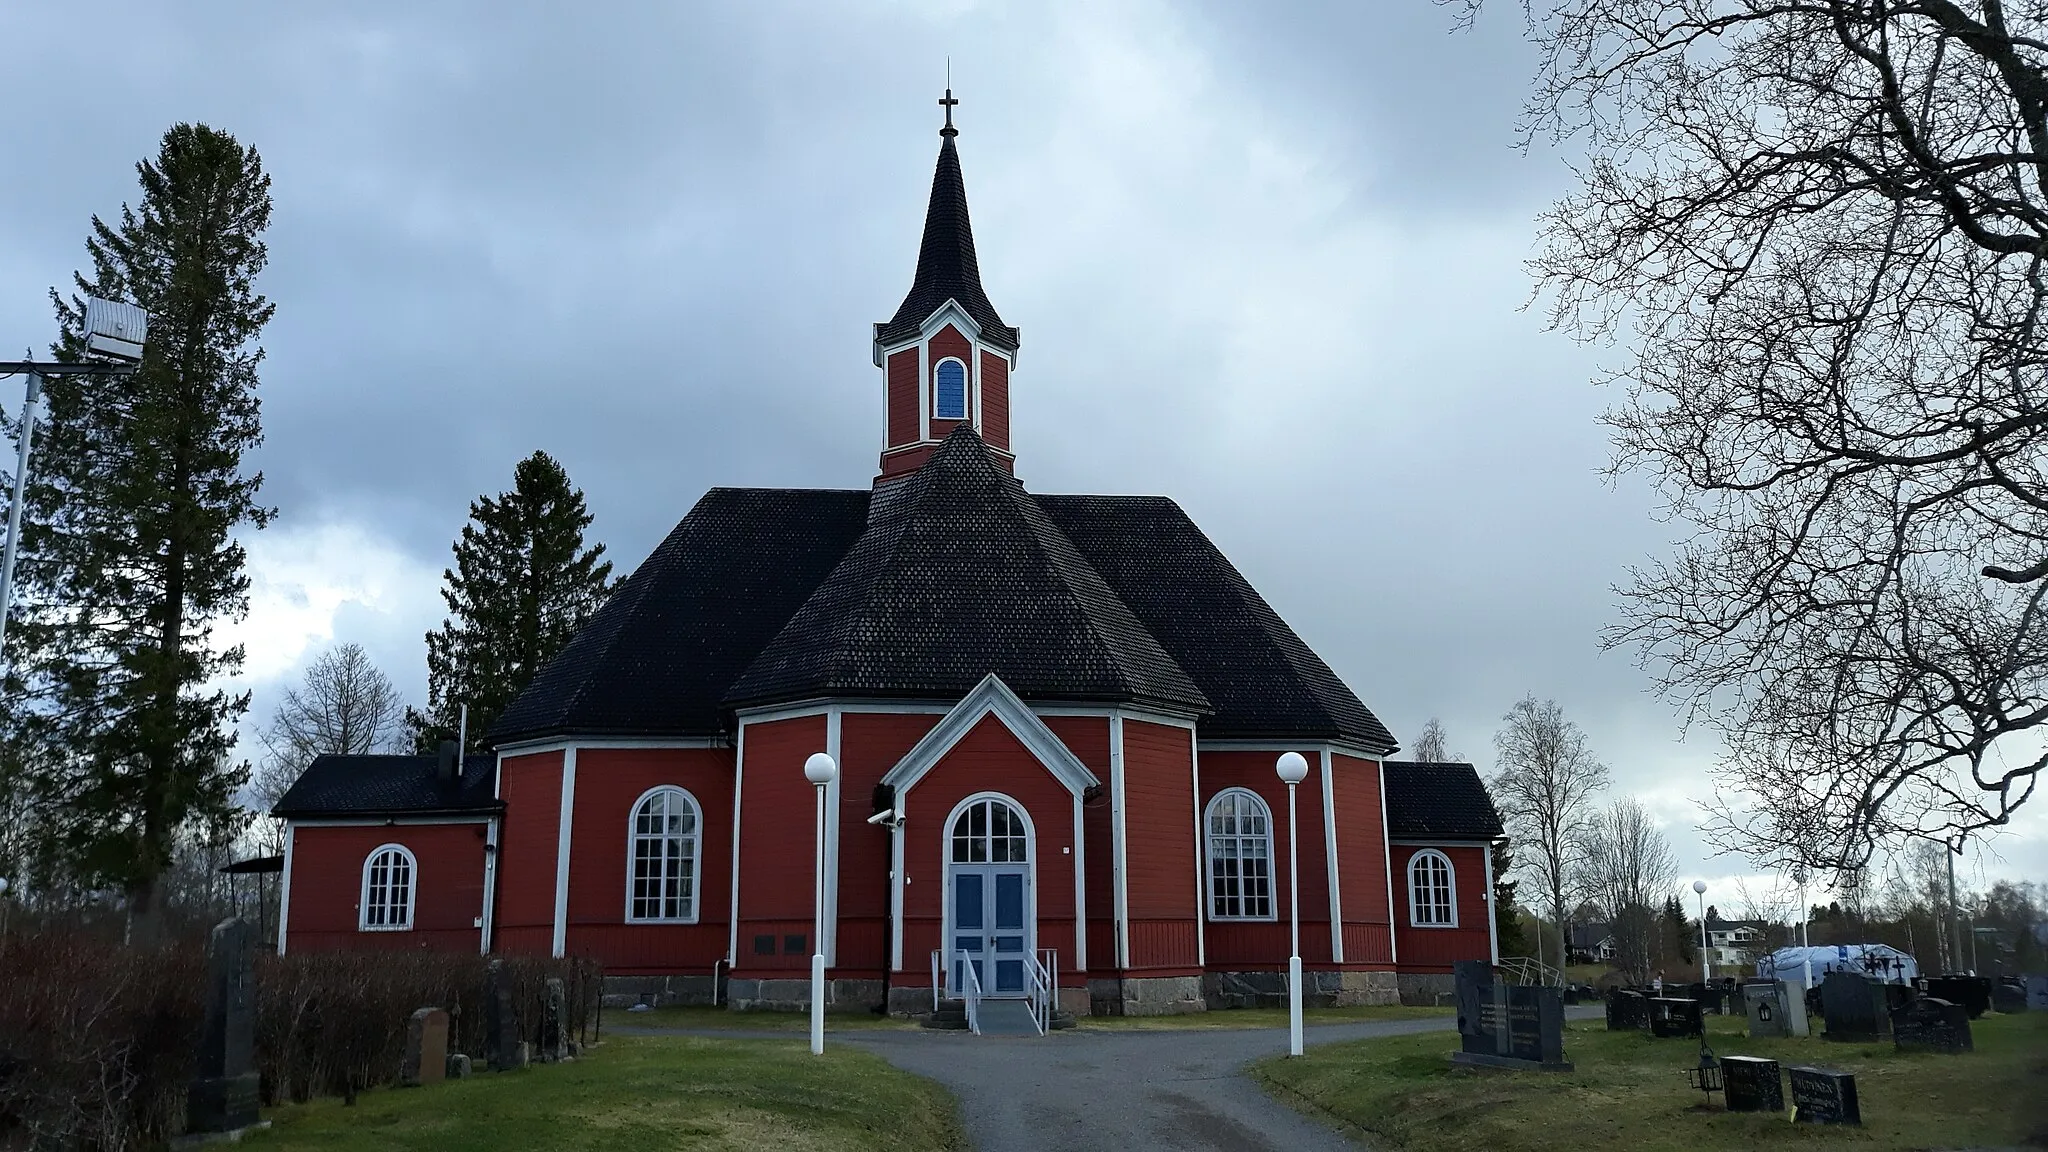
[920,997,1075,1034]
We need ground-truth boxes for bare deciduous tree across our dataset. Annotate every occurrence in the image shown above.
[1575,796,1678,980]
[1492,696,1611,971]
[1410,717,1458,764]
[250,644,405,835]
[1457,0,2048,871]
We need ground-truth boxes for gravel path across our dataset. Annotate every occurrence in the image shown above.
[839,1014,1463,1152]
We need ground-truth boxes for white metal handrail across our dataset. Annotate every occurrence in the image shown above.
[1024,952,1052,1035]
[961,954,983,1035]
[1501,956,1564,988]
[931,949,944,1014]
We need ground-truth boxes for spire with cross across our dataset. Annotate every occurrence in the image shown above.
[939,88,959,138]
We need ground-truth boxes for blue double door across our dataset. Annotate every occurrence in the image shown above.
[952,865,1031,997]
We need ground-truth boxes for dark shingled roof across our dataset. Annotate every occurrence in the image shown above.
[490,488,872,744]
[874,133,1019,352]
[272,754,500,819]
[1381,761,1504,840]
[1037,494,1395,749]
[726,427,1208,713]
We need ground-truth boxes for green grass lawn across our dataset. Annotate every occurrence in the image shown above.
[241,1034,963,1152]
[1075,1003,1453,1030]
[1255,1009,2048,1152]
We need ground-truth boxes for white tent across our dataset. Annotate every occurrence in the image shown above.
[1757,943,1919,985]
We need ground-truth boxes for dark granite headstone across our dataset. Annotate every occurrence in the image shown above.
[1743,983,1788,1038]
[485,960,527,1072]
[1990,979,2026,1014]
[445,1053,472,1079]
[401,1008,450,1087]
[1820,971,1890,1042]
[1921,975,1990,1018]
[1721,1055,1783,1113]
[1892,996,1972,1053]
[1649,996,1703,1038]
[1605,987,1650,1031]
[538,977,567,1062]
[1450,960,1572,1071]
[1788,1065,1860,1124]
[2029,974,2048,1011]
[187,918,260,1134]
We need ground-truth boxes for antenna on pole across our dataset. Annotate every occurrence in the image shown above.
[457,702,469,761]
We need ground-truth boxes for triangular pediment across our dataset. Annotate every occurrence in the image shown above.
[880,674,1099,797]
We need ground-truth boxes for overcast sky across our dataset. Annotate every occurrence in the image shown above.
[2,0,2039,902]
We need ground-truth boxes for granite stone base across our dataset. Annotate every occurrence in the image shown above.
[1451,1050,1575,1073]
[723,977,886,1013]
[1398,972,1459,1006]
[601,974,721,1009]
[1205,969,1400,1009]
[1088,976,1207,1016]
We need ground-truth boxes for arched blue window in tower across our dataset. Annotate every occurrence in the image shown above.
[935,358,967,420]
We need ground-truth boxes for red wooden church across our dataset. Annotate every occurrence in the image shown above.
[272,104,1504,1016]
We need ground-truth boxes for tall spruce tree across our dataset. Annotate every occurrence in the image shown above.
[4,124,273,927]
[410,450,612,752]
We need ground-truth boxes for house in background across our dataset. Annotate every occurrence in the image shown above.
[1568,922,1617,965]
[1703,917,1771,971]
[269,104,1506,1016]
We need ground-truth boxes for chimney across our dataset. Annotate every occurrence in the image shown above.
[437,739,459,785]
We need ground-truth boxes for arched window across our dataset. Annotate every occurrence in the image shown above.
[935,358,968,420]
[360,844,416,931]
[1205,789,1274,920]
[628,786,702,922]
[1408,849,1456,927]
[950,795,1028,863]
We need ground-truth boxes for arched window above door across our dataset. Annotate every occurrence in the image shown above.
[950,795,1028,863]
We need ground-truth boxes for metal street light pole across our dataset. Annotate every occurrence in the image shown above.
[805,752,838,1056]
[1276,752,1309,1057]
[1693,879,1711,982]
[0,371,42,659]
[1792,864,1809,948]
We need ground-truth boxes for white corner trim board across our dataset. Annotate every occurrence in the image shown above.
[1321,747,1344,963]
[551,747,578,958]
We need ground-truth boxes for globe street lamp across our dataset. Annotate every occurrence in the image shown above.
[1692,879,1711,982]
[804,751,838,1056]
[1276,751,1310,1057]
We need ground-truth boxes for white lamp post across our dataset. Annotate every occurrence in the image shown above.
[1692,879,1710,982]
[0,876,10,945]
[804,751,837,1056]
[1791,864,1809,948]
[1276,751,1309,1057]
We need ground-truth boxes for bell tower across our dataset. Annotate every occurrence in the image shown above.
[873,90,1019,480]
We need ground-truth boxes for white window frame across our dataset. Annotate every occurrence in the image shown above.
[1204,787,1277,922]
[625,785,704,924]
[359,843,418,932]
[933,356,969,421]
[1407,848,1457,928]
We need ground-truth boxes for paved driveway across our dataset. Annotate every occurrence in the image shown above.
[841,1014,1463,1152]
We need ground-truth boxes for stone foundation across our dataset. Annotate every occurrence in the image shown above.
[1088,976,1207,1016]
[723,976,886,1013]
[1204,969,1400,1009]
[1397,972,1458,1006]
[601,974,720,1009]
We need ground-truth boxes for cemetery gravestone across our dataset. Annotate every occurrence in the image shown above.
[485,961,528,1072]
[1821,971,1890,1043]
[402,1008,450,1087]
[1450,960,1573,1071]
[539,977,567,1062]
[1892,996,1972,1054]
[2028,974,2048,1011]
[445,1053,473,1079]
[1788,1065,1860,1125]
[187,918,261,1135]
[1605,987,1650,1031]
[1990,979,2026,1015]
[1922,975,1991,1018]
[1743,983,1787,1039]
[1649,997,1703,1039]
[1720,1055,1784,1113]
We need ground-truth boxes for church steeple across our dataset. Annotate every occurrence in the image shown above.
[874,91,1019,480]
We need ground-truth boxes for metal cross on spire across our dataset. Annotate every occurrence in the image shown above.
[939,87,959,138]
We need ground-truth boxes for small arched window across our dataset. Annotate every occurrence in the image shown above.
[360,844,416,931]
[935,358,968,420]
[1408,849,1456,927]
[950,795,1029,863]
[628,786,701,922]
[1205,789,1275,921]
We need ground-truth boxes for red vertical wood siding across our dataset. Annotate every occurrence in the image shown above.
[886,349,919,448]
[1043,716,1113,974]
[560,747,733,974]
[980,350,1010,451]
[733,715,829,975]
[838,711,942,976]
[1199,750,1330,966]
[1390,842,1494,972]
[494,751,563,955]
[1121,720,1200,971]
[286,822,488,953]
[901,715,1081,979]
[1331,753,1396,965]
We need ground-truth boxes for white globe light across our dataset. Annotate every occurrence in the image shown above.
[0,877,9,896]
[1275,751,1310,784]
[804,752,838,785]
[1692,879,1708,895]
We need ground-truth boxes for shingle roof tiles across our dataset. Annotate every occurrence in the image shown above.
[1380,761,1504,840]
[271,754,500,818]
[874,134,1019,352]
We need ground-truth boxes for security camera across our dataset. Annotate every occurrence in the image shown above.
[865,809,902,828]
